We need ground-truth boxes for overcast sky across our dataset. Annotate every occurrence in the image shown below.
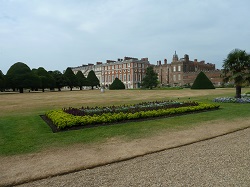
[1,0,250,74]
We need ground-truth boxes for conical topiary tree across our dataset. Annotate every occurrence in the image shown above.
[191,71,215,89]
[87,70,100,90]
[64,67,78,91]
[76,71,88,90]
[109,78,125,90]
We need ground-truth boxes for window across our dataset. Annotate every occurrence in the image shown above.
[135,63,137,67]
[108,75,111,82]
[128,74,130,81]
[178,74,181,80]
[124,74,127,81]
[138,74,141,81]
[173,66,176,72]
[119,74,122,80]
[102,76,104,82]
[112,75,114,82]
[128,63,130,67]
[178,65,181,72]
[134,74,137,81]
[173,75,176,81]
[142,64,144,68]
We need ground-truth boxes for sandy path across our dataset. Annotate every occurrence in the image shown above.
[0,118,250,187]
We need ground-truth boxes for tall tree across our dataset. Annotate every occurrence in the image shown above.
[87,70,100,90]
[0,70,5,91]
[76,71,88,90]
[64,67,78,91]
[141,66,158,89]
[35,67,54,92]
[50,70,66,91]
[222,49,250,98]
[5,62,40,93]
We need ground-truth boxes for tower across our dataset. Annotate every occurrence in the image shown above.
[172,51,179,62]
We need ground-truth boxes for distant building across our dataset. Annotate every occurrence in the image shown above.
[154,52,222,87]
[71,57,150,89]
[71,62,103,84]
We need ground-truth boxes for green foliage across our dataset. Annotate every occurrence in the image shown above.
[222,49,250,98]
[0,70,5,91]
[76,71,88,90]
[5,62,40,93]
[64,67,78,91]
[109,78,125,90]
[33,67,55,92]
[87,70,100,90]
[141,66,158,89]
[46,103,220,129]
[191,71,215,89]
[50,70,67,91]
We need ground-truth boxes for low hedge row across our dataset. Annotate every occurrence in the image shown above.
[45,103,220,129]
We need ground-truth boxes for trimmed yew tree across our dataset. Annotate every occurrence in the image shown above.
[222,49,250,98]
[50,70,67,91]
[5,62,40,93]
[76,71,88,90]
[87,70,100,90]
[64,67,78,91]
[191,71,215,89]
[109,78,125,90]
[35,67,55,92]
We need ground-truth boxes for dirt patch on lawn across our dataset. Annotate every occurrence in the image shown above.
[0,118,249,187]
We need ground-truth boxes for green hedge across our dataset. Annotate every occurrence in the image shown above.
[191,71,215,89]
[45,103,220,129]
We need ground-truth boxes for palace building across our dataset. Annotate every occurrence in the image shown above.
[154,52,222,87]
[70,52,222,89]
[71,57,150,89]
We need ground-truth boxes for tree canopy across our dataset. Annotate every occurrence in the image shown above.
[87,70,100,89]
[5,62,40,93]
[141,66,158,89]
[64,67,78,91]
[50,70,67,91]
[222,49,250,98]
[76,71,88,90]
[191,71,215,89]
[109,77,125,90]
[34,67,55,92]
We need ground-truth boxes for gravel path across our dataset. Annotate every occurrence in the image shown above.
[17,127,250,187]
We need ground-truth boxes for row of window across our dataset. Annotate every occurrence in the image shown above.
[102,63,146,70]
[102,74,143,83]
[173,65,182,72]
[172,74,182,81]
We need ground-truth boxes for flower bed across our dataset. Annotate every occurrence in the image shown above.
[45,101,220,130]
[63,101,198,116]
[213,96,250,103]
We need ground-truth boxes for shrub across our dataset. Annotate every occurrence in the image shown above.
[109,78,125,90]
[191,71,215,89]
[45,102,220,129]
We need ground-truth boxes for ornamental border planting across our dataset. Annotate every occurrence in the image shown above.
[43,101,220,132]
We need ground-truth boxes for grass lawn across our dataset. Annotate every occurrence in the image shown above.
[0,88,249,156]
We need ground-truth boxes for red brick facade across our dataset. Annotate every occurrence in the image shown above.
[154,52,223,87]
[101,57,150,89]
